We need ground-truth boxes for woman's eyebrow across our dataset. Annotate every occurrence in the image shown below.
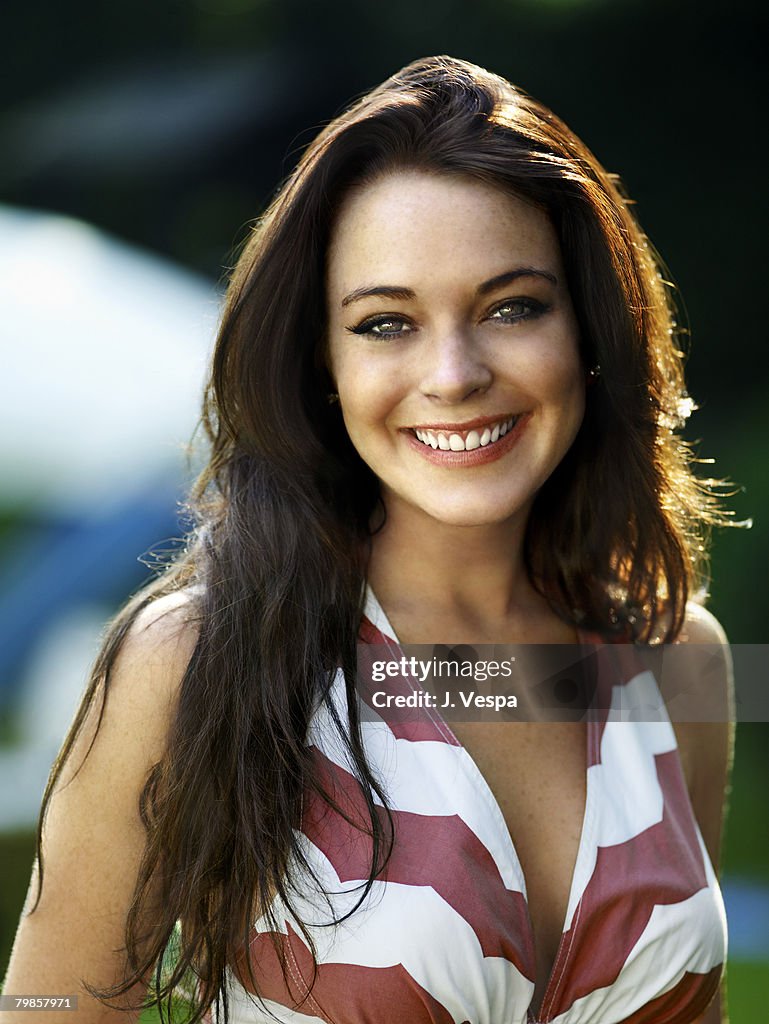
[341,285,415,308]
[340,267,557,308]
[476,267,558,294]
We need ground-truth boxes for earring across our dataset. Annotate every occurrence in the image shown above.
[587,365,601,380]
[327,391,339,405]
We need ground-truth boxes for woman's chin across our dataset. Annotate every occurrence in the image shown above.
[384,492,530,532]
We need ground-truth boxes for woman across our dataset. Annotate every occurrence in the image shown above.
[5,56,733,1024]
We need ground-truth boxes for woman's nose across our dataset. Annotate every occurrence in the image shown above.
[418,329,492,404]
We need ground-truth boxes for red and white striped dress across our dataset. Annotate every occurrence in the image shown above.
[223,591,727,1024]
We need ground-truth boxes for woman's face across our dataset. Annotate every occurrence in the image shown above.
[325,170,585,530]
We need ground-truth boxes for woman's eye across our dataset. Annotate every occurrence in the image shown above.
[347,316,412,340]
[488,298,547,323]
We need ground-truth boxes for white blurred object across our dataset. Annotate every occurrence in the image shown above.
[0,205,219,514]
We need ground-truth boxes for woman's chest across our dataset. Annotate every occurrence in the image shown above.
[242,667,726,1024]
[448,721,588,1012]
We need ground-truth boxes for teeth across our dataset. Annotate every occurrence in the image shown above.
[414,416,519,452]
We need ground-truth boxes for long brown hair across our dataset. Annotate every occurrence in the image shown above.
[33,55,731,1021]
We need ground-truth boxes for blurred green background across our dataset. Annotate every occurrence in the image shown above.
[1,0,766,1017]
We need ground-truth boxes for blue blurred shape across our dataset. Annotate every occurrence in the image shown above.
[722,877,769,961]
[0,478,186,709]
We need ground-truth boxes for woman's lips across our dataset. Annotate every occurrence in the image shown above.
[414,414,518,451]
[404,413,531,466]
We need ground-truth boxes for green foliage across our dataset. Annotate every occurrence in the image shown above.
[0,831,35,973]
[139,997,196,1024]
[723,724,769,881]
[726,961,769,1021]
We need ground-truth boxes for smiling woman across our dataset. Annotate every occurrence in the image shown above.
[4,56,734,1024]
[326,173,585,530]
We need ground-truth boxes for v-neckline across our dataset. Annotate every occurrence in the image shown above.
[363,586,597,1023]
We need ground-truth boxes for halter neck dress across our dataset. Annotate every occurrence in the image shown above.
[221,590,727,1024]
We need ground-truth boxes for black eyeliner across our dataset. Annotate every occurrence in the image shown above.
[486,297,551,322]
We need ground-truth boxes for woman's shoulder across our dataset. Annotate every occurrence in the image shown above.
[120,587,202,680]
[677,600,730,646]
[661,601,735,875]
[643,598,734,725]
[57,587,202,791]
[51,587,204,792]
[671,600,734,719]
[95,588,201,739]
[641,597,729,647]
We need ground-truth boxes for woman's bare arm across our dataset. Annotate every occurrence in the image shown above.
[671,603,735,1024]
[3,592,199,1023]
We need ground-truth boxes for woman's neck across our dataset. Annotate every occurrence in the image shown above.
[366,503,563,644]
